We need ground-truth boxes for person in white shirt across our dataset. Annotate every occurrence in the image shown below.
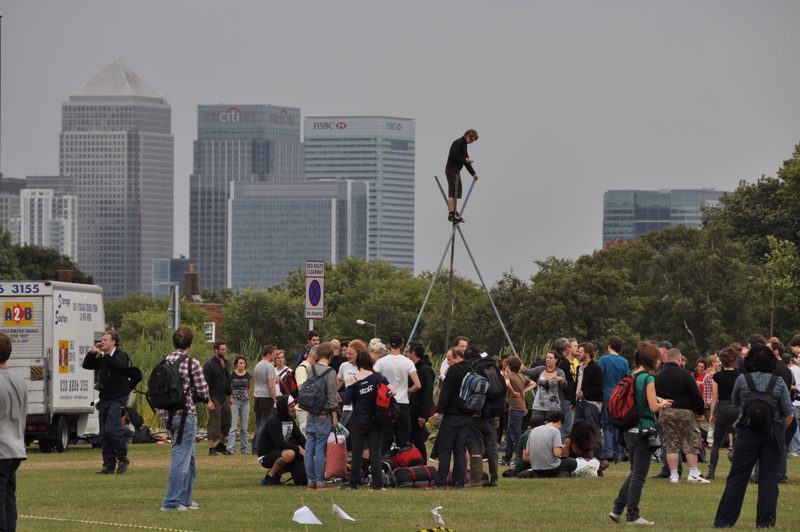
[374,332,420,453]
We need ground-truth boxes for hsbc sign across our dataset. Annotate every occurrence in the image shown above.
[386,122,403,131]
[313,122,347,130]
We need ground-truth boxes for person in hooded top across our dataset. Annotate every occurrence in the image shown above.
[257,395,307,485]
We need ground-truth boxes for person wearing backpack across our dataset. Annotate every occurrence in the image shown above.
[300,342,340,491]
[610,342,672,526]
[82,330,133,475]
[465,347,505,487]
[428,348,472,490]
[714,344,795,529]
[160,327,211,511]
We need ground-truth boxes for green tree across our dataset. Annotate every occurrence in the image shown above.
[777,142,800,216]
[0,227,22,279]
[761,236,800,340]
[12,243,93,283]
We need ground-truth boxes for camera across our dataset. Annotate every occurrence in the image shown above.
[641,426,661,449]
[192,391,209,404]
[94,382,104,391]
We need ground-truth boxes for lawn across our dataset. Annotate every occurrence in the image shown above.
[16,444,800,532]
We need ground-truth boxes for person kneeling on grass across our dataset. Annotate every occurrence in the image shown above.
[562,420,609,476]
[522,410,577,478]
[258,395,306,485]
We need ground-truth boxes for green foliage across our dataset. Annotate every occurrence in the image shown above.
[761,236,800,340]
[777,142,800,216]
[106,293,209,345]
[0,227,22,279]
[12,243,93,283]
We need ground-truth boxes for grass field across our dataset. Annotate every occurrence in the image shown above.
[15,443,800,532]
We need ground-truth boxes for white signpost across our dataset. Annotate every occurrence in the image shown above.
[305,260,325,320]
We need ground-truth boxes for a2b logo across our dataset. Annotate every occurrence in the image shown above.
[3,303,34,325]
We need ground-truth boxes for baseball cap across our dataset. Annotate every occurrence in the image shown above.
[657,341,673,350]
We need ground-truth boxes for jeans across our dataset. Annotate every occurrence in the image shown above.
[304,414,332,486]
[162,414,197,510]
[98,395,128,468]
[574,400,603,458]
[0,458,22,532]
[714,425,782,528]
[503,409,525,462]
[790,406,800,453]
[561,399,573,441]
[601,401,623,459]
[348,419,383,489]
[227,398,250,454]
[434,414,471,488]
[613,430,654,522]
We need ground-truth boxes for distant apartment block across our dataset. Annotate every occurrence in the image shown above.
[11,188,77,259]
[0,177,26,233]
[603,189,730,247]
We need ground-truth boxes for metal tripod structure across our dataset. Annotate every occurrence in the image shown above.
[407,176,518,356]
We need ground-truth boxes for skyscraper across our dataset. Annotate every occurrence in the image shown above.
[304,116,415,271]
[602,189,729,247]
[60,59,173,298]
[190,104,303,290]
[228,180,368,291]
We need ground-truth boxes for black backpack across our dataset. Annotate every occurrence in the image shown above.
[740,373,778,432]
[297,365,333,415]
[144,354,195,445]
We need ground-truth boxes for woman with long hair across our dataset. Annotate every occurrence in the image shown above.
[610,342,673,526]
[562,419,609,475]
[706,347,740,479]
[522,351,567,419]
[227,355,252,454]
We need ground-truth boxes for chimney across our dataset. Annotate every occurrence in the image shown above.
[57,270,73,283]
[185,264,199,299]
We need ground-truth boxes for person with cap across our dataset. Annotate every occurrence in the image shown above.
[257,395,306,486]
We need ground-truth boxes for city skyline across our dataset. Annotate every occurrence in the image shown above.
[3,2,800,286]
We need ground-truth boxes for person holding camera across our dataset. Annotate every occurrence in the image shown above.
[159,327,211,511]
[610,342,672,526]
[82,331,132,475]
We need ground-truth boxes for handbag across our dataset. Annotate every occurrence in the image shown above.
[324,431,348,480]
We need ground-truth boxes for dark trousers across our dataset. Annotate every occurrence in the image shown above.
[409,415,429,464]
[98,395,128,467]
[348,419,384,489]
[381,403,411,455]
[434,414,472,488]
[709,400,738,466]
[503,409,525,462]
[468,416,498,459]
[714,426,782,528]
[0,459,21,532]
[252,397,274,452]
[613,430,654,522]
[574,400,604,458]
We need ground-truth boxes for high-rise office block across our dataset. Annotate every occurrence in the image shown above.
[304,116,415,271]
[228,180,368,291]
[60,59,173,298]
[602,189,729,247]
[190,104,302,290]
[0,177,26,233]
[12,188,77,259]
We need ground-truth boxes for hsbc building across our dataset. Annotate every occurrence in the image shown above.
[304,116,415,272]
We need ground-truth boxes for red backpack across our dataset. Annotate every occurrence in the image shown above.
[373,378,398,426]
[607,371,647,430]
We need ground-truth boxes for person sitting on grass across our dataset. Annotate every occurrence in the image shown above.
[522,410,577,478]
[258,395,306,485]
[562,419,609,476]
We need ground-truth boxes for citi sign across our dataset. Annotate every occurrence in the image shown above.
[219,107,241,123]
[313,122,347,130]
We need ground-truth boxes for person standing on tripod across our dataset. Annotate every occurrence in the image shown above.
[445,129,479,223]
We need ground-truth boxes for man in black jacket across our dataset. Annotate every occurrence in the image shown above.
[655,348,709,483]
[204,341,232,455]
[258,395,307,485]
[465,347,505,488]
[429,349,472,489]
[407,341,434,464]
[445,129,479,223]
[82,331,132,474]
[573,342,605,458]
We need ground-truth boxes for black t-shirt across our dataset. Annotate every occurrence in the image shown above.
[713,369,741,401]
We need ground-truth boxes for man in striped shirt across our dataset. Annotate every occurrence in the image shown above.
[160,327,211,511]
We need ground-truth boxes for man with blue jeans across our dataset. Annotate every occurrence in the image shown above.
[574,342,605,458]
[599,336,630,461]
[303,342,340,490]
[160,327,210,511]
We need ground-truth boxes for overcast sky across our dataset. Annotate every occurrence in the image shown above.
[3,1,799,287]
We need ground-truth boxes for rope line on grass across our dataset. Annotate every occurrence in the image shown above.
[19,514,195,532]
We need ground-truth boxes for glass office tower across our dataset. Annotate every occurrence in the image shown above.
[602,189,729,247]
[190,104,302,290]
[60,59,173,299]
[304,116,415,271]
[228,180,368,291]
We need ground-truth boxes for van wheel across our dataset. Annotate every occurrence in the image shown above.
[53,416,71,452]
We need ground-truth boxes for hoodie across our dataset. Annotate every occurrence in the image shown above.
[257,395,306,457]
[409,355,435,420]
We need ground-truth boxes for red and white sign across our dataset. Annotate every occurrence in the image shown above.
[305,261,325,320]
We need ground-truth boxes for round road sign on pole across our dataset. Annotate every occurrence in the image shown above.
[305,261,325,319]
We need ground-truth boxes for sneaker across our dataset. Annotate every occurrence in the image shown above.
[788,451,799,457]
[627,517,654,525]
[749,477,758,484]
[306,485,317,490]
[669,475,679,484]
[208,449,218,456]
[609,512,623,524]
[263,474,281,486]
[186,501,199,510]
[447,212,465,223]
[95,466,115,475]
[116,460,130,475]
[369,487,387,491]
[161,505,189,511]
[687,473,710,484]
[429,456,439,462]
[316,484,340,491]
[214,442,227,453]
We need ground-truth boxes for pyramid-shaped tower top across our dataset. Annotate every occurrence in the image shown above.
[70,58,162,99]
